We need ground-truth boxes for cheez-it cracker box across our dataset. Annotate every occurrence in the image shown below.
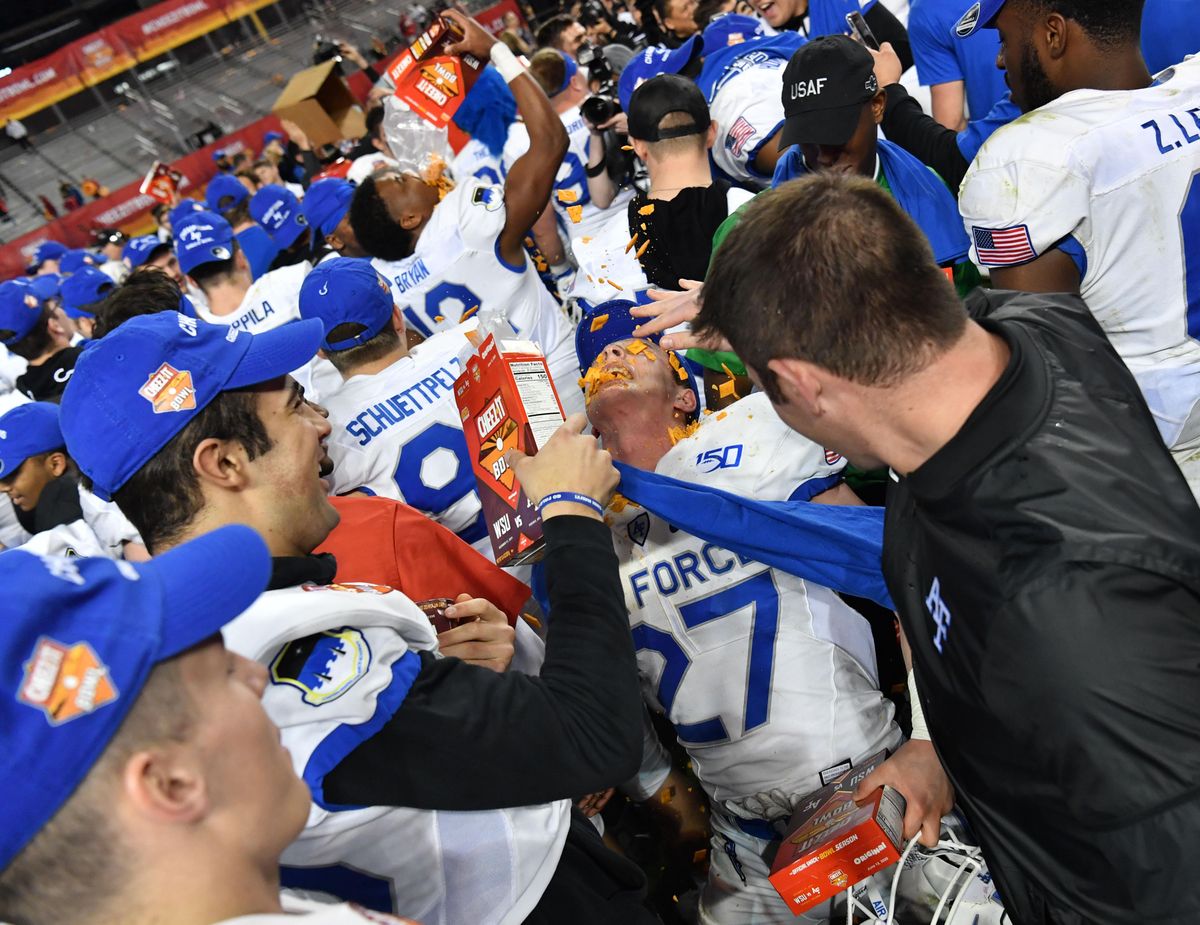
[769,751,905,916]
[454,334,566,566]
[388,17,484,127]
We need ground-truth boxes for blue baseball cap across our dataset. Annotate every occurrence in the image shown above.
[0,279,43,345]
[212,147,226,161]
[60,311,323,500]
[250,185,309,250]
[32,241,69,269]
[575,299,699,396]
[206,173,250,213]
[301,178,354,243]
[0,523,271,872]
[618,37,703,112]
[701,13,767,58]
[59,266,115,320]
[0,403,64,480]
[954,0,1003,37]
[168,198,207,229]
[299,258,395,351]
[174,211,236,276]
[27,273,62,302]
[59,249,98,275]
[123,234,168,269]
[555,50,579,95]
[264,130,284,144]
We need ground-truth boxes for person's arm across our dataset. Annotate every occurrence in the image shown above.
[988,250,1081,294]
[930,81,967,132]
[530,204,567,265]
[445,11,568,269]
[880,80,970,192]
[323,417,645,811]
[585,123,618,209]
[862,1,912,72]
[749,130,784,180]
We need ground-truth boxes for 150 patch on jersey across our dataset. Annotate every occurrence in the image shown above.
[270,628,371,707]
[18,637,118,725]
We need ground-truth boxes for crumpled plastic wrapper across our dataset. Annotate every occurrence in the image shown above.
[381,95,455,197]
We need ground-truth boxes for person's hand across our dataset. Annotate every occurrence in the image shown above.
[630,280,732,352]
[279,118,311,152]
[577,788,615,817]
[853,738,954,847]
[868,41,903,88]
[504,414,619,516]
[368,84,392,105]
[597,111,629,135]
[435,593,516,672]
[442,9,498,59]
[337,41,369,69]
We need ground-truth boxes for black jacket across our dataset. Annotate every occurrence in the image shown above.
[884,290,1200,924]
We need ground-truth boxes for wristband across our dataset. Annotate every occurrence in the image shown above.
[907,669,931,741]
[489,42,525,83]
[537,491,604,516]
[586,158,607,178]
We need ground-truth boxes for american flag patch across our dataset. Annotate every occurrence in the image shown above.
[972,225,1036,266]
[726,117,756,157]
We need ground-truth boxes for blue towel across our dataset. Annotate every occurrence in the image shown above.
[772,139,969,265]
[615,461,894,609]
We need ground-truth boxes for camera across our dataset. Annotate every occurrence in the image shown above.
[577,41,618,128]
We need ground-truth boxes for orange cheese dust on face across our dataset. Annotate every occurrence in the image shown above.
[557,189,579,203]
[667,420,701,445]
[579,364,633,403]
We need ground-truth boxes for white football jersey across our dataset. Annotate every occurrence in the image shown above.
[959,55,1200,458]
[322,325,489,554]
[222,583,570,925]
[708,56,788,188]
[503,108,636,241]
[191,260,341,402]
[608,394,900,809]
[451,137,505,186]
[18,518,108,559]
[219,896,418,923]
[371,179,583,416]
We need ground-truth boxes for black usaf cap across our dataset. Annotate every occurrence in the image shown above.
[780,34,880,149]
[628,74,711,142]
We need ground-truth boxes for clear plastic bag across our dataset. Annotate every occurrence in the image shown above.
[381,94,453,191]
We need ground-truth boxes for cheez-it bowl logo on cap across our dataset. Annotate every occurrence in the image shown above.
[19,637,119,726]
[140,362,197,414]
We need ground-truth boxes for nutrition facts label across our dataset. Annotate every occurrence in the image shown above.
[511,359,565,451]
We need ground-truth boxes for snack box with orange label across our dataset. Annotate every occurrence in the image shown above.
[454,333,566,566]
[139,160,184,205]
[388,17,484,127]
[768,750,906,916]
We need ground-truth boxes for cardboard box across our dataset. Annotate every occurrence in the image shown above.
[454,334,566,566]
[271,60,367,149]
[387,17,484,127]
[769,751,905,916]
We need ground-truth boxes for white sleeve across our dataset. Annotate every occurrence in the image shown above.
[453,179,509,252]
[20,520,109,559]
[501,122,531,177]
[622,704,673,801]
[78,487,144,555]
[959,131,1091,268]
[709,66,786,186]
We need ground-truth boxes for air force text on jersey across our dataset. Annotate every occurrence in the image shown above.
[343,360,462,447]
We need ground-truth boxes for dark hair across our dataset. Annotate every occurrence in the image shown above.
[529,48,568,96]
[324,323,401,375]
[693,0,728,30]
[188,241,243,292]
[349,174,415,262]
[640,110,708,157]
[221,197,252,227]
[91,271,183,339]
[364,104,387,142]
[110,389,273,551]
[2,305,55,361]
[1015,0,1143,47]
[536,14,579,49]
[696,174,967,396]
